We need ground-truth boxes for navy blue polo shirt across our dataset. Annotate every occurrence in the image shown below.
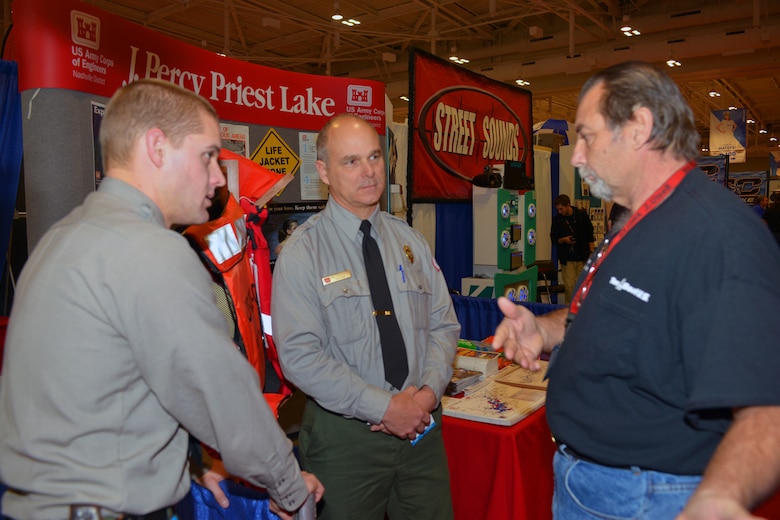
[546,169,780,475]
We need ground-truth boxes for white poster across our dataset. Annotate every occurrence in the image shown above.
[710,109,746,163]
[299,132,328,201]
[220,123,250,158]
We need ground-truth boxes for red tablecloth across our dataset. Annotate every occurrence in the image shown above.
[442,406,555,520]
[754,491,780,518]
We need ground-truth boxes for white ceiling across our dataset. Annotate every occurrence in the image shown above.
[21,0,780,158]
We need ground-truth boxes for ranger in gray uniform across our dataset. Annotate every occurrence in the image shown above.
[273,113,460,520]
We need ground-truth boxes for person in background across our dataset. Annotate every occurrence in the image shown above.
[272,113,460,520]
[549,193,595,302]
[752,195,768,218]
[274,218,298,255]
[492,61,780,519]
[607,201,630,232]
[0,79,323,520]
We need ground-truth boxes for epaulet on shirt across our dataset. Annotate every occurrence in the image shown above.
[384,212,408,225]
[385,211,427,242]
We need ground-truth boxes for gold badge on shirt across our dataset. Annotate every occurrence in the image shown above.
[404,245,414,264]
[322,270,352,286]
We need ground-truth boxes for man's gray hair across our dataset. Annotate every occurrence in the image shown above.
[579,61,700,162]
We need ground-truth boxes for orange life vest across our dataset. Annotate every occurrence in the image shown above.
[240,199,293,397]
[184,193,266,387]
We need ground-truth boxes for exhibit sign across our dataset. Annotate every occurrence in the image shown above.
[409,49,533,201]
[727,170,768,206]
[709,109,746,164]
[697,154,728,186]
[11,0,385,133]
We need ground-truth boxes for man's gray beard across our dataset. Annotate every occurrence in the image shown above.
[581,165,614,201]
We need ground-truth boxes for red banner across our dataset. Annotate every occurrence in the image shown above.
[10,0,385,134]
[410,50,532,201]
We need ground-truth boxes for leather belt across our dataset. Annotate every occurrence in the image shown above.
[555,441,602,465]
[552,436,633,470]
[69,505,169,520]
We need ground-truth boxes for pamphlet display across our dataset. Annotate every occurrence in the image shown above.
[446,368,484,396]
[453,347,500,378]
[442,379,546,426]
[443,352,548,426]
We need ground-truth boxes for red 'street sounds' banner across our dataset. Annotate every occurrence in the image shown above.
[409,49,532,201]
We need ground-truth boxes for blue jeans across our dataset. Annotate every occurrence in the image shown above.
[553,447,701,519]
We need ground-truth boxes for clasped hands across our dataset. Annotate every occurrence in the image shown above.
[370,385,436,440]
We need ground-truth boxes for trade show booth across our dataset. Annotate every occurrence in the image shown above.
[2,2,779,520]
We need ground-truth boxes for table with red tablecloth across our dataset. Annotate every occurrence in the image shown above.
[442,405,555,520]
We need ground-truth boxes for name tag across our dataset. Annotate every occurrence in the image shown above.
[322,270,352,286]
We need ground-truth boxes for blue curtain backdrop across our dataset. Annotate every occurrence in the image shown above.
[451,294,563,340]
[0,61,23,292]
[435,203,472,292]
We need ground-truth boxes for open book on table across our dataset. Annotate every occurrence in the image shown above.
[442,378,546,426]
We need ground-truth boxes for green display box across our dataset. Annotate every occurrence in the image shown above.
[494,266,538,303]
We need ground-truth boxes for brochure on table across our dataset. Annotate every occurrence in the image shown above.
[443,362,548,426]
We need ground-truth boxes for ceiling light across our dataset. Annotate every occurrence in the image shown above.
[620,14,640,37]
[771,136,778,142]
[399,95,409,102]
[728,105,737,110]
[449,56,469,65]
[331,0,343,20]
[515,79,530,86]
[747,118,755,124]
[759,128,768,134]
[666,58,681,67]
[341,18,360,26]
[621,26,640,37]
[708,86,721,97]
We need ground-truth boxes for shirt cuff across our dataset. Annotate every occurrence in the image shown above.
[357,385,393,424]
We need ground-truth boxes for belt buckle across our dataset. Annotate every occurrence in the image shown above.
[69,505,124,520]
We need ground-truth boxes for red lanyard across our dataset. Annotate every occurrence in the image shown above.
[568,160,696,315]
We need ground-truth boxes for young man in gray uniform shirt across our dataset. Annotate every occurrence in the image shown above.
[0,79,323,520]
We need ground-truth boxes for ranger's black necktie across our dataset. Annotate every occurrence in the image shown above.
[360,220,409,389]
